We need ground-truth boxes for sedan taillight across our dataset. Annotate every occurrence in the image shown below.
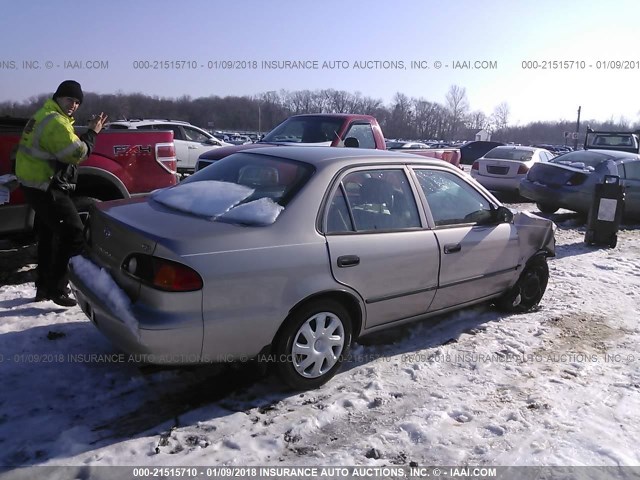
[123,254,203,292]
[471,161,479,170]
[565,173,588,186]
[517,164,530,175]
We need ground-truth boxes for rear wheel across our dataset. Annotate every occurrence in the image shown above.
[536,202,558,214]
[497,255,549,312]
[273,299,352,390]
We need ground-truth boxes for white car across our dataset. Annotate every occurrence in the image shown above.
[106,119,231,174]
[228,134,253,145]
[470,146,555,193]
[386,141,430,150]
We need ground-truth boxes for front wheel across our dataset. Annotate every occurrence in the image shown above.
[497,255,549,312]
[273,299,352,390]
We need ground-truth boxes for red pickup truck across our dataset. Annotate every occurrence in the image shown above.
[195,113,461,170]
[0,117,177,236]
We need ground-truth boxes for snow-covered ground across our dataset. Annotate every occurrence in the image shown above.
[1,205,639,479]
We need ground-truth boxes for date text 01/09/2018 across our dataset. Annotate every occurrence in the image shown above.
[521,60,640,70]
[131,60,261,69]
[129,59,411,70]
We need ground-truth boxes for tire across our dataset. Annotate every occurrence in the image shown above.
[497,255,549,313]
[609,234,617,248]
[72,196,100,225]
[536,202,558,214]
[273,299,352,390]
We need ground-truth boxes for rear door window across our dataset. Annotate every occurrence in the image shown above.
[326,169,421,233]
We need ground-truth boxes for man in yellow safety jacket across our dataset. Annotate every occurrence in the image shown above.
[16,80,108,307]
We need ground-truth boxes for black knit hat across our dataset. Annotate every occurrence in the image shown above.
[53,80,84,104]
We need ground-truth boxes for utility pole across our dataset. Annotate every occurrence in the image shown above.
[574,106,581,150]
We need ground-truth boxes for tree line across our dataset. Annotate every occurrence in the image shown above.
[1,85,636,145]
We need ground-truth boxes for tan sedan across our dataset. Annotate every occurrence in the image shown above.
[70,147,555,390]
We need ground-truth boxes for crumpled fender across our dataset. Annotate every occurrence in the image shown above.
[513,210,556,260]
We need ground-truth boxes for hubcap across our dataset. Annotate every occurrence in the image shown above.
[291,312,345,378]
[521,271,541,302]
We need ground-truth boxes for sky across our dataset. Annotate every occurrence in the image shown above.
[1,203,640,478]
[2,1,640,126]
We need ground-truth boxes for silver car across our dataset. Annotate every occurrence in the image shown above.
[470,146,555,193]
[70,147,555,390]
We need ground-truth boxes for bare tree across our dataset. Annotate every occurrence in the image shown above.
[467,110,489,131]
[386,92,414,139]
[2,88,630,145]
[491,102,510,131]
[413,99,447,140]
[445,85,469,140]
[325,89,352,113]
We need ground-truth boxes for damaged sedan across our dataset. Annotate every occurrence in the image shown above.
[69,147,555,390]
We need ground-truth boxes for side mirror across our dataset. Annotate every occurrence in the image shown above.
[492,205,513,224]
[344,137,360,148]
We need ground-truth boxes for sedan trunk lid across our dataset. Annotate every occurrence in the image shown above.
[526,162,593,187]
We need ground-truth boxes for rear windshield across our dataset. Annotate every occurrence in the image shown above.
[550,150,614,168]
[485,148,534,161]
[589,134,636,148]
[181,152,314,207]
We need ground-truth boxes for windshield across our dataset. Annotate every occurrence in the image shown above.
[485,148,534,161]
[262,116,343,143]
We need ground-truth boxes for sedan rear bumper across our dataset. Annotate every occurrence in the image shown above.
[69,261,204,364]
[471,172,524,192]
[519,180,592,213]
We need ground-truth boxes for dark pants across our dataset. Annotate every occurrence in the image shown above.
[22,186,84,295]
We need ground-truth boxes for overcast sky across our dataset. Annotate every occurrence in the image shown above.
[2,0,640,125]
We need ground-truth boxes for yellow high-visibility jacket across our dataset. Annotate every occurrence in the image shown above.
[16,99,89,191]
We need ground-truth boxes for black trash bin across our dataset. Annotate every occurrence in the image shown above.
[584,175,624,248]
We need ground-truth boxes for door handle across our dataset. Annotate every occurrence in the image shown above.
[188,146,198,149]
[444,243,461,254]
[337,255,360,267]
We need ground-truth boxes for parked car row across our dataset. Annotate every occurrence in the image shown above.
[466,142,640,221]
[532,144,574,154]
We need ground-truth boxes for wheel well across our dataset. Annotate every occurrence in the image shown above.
[531,249,552,262]
[270,291,364,352]
[76,175,125,201]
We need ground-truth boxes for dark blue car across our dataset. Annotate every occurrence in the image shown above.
[520,150,640,218]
